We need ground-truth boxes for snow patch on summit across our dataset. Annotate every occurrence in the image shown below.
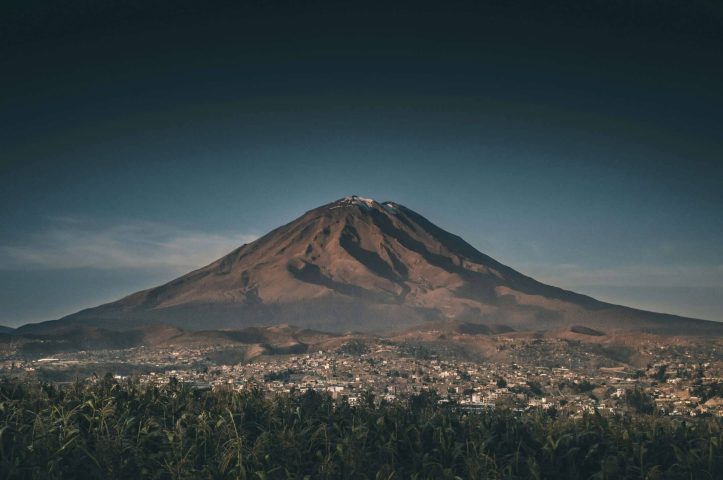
[381,202,400,214]
[331,196,379,211]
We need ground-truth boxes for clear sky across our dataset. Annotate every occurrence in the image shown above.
[1,0,722,326]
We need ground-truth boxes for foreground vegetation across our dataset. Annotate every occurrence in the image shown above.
[0,376,721,479]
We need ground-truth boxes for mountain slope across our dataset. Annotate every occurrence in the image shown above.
[19,196,722,336]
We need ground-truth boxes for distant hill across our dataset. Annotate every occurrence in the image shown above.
[17,196,723,337]
[3,323,341,360]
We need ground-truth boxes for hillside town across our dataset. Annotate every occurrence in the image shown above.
[2,336,721,418]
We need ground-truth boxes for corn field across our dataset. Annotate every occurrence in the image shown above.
[0,376,721,479]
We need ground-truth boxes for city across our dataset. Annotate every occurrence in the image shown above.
[4,332,721,418]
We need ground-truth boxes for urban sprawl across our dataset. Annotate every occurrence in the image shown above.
[2,335,721,418]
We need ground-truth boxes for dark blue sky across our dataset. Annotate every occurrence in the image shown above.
[1,1,722,326]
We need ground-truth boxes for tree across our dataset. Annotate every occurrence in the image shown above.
[626,387,655,414]
[655,364,668,383]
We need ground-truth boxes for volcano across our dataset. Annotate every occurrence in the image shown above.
[20,196,722,336]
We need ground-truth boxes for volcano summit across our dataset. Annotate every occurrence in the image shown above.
[21,196,722,336]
